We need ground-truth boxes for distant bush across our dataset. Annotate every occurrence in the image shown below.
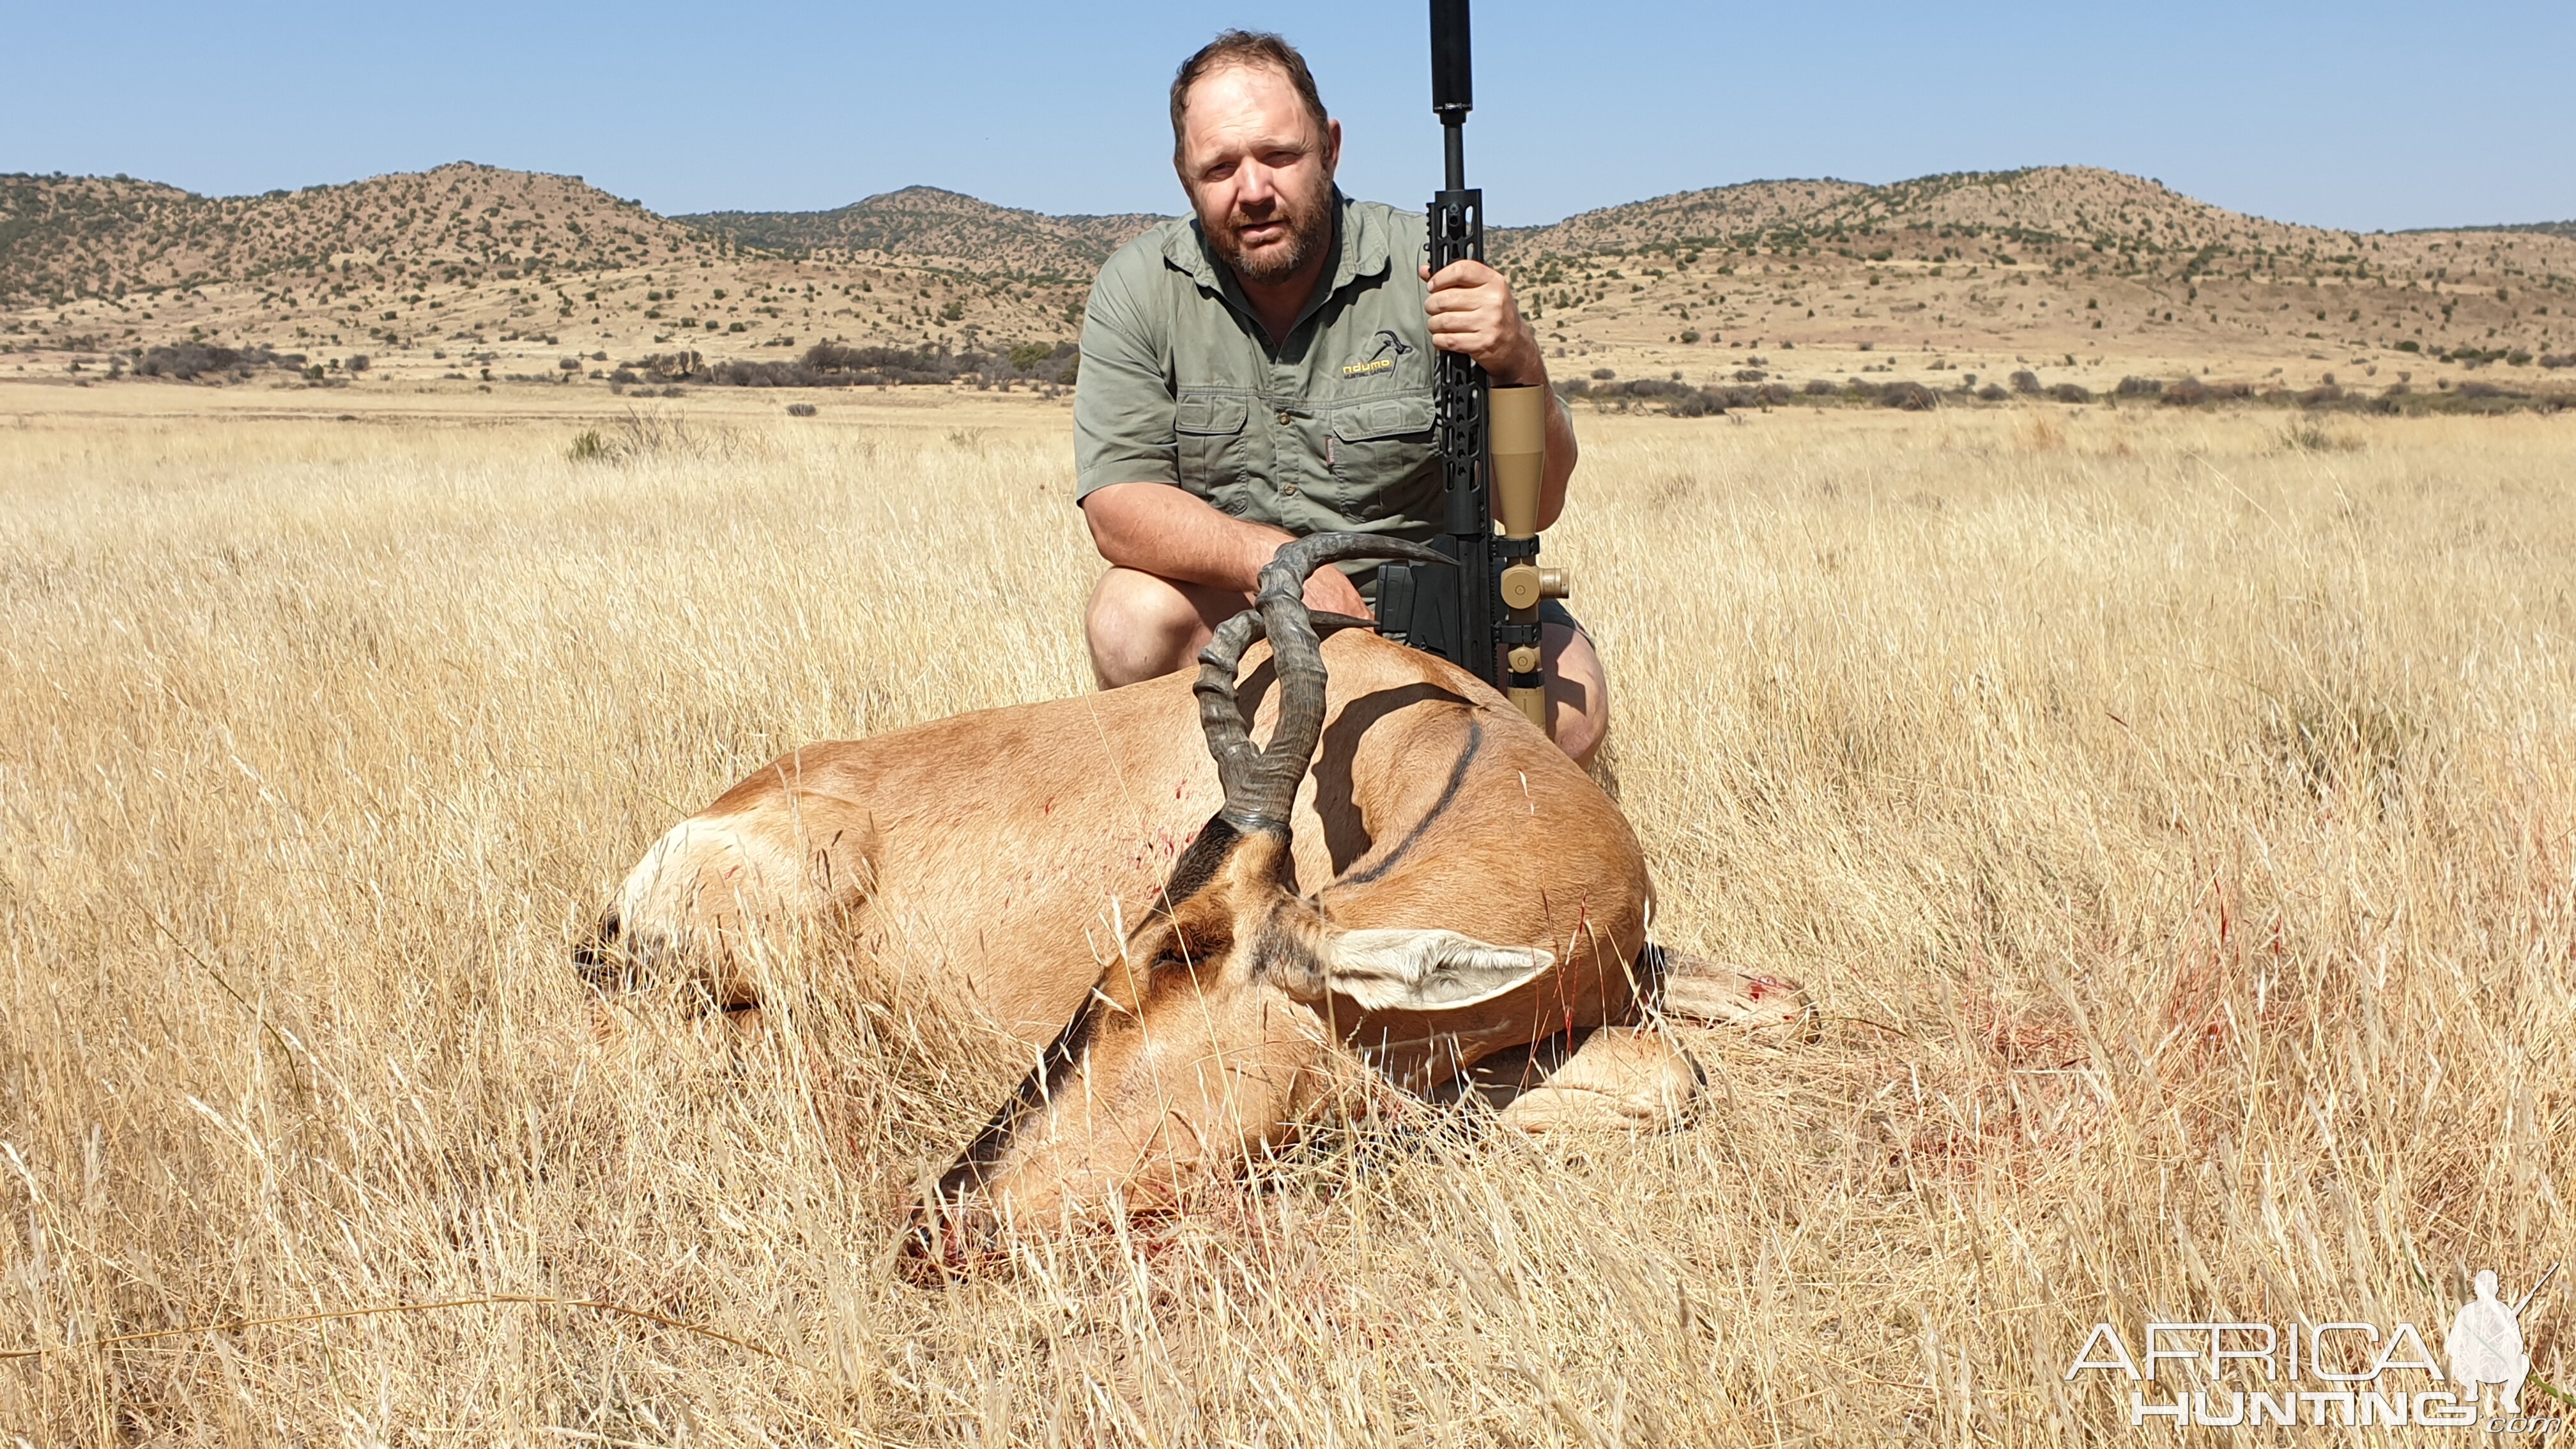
[2009,369,2041,394]
[2279,418,2361,454]
[1733,369,1767,383]
[786,402,818,417]
[2298,383,2345,406]
[1678,330,1700,344]
[134,344,302,381]
[2049,383,2094,404]
[1667,390,1724,418]
[1590,367,1616,380]
[2162,378,2209,406]
[2115,376,2162,398]
[1878,381,1937,411]
[1977,383,2009,401]
[346,355,370,372]
[1803,379,1836,395]
[2542,354,2576,369]
[652,341,1084,390]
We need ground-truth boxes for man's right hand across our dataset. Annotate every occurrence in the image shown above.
[1300,561,1372,621]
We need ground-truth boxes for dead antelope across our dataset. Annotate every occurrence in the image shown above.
[579,535,1805,1244]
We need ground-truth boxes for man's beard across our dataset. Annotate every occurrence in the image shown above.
[1203,178,1335,286]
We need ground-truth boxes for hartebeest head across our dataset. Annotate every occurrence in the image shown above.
[915,535,1558,1245]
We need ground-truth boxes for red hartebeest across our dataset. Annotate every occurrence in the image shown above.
[579,535,1806,1243]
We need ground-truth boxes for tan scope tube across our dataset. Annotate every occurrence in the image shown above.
[1488,384,1567,733]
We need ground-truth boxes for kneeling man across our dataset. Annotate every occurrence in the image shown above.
[1073,29,1608,766]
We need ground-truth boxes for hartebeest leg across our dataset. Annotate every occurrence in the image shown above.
[1646,947,1820,1041]
[1447,949,1818,1133]
[1485,1026,1705,1133]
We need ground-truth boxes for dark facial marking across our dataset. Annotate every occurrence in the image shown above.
[1159,812,1246,910]
[934,976,1108,1199]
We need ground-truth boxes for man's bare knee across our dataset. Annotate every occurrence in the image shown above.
[1087,569,1220,688]
[1544,623,1610,769]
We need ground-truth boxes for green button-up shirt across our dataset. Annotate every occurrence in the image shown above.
[1074,194,1441,590]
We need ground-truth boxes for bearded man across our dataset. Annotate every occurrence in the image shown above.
[1073,29,1607,765]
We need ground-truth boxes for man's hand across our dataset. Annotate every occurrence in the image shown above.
[1422,259,1544,387]
[1301,560,1371,622]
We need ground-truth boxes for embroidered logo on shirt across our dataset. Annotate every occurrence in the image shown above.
[1340,329,1414,376]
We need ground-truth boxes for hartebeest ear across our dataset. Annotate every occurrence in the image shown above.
[1311,928,1556,1013]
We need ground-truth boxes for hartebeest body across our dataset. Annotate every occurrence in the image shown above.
[582,537,1797,1232]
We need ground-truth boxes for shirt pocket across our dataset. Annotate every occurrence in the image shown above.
[1173,392,1251,510]
[1325,393,1438,521]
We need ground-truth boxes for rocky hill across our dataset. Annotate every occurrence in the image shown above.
[0,163,715,305]
[678,187,1167,280]
[1497,166,2349,261]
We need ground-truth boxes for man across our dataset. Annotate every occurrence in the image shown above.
[1073,29,1608,766]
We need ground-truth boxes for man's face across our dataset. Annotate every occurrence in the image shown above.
[1176,65,1340,288]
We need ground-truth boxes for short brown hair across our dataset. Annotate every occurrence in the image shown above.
[1169,30,1330,169]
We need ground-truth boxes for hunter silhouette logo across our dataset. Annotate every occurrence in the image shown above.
[2451,1265,2555,1416]
[2063,1263,2563,1431]
[1340,330,1414,377]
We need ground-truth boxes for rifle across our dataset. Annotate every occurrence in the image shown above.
[1376,0,1567,734]
[2513,1262,2560,1316]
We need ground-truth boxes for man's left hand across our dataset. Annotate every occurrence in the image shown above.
[1423,260,1544,387]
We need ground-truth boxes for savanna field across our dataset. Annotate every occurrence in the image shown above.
[4,386,2575,1444]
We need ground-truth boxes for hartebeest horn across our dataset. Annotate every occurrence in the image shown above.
[1195,533,1451,832]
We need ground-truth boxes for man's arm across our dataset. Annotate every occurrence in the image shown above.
[1423,259,1579,528]
[1082,483,1371,617]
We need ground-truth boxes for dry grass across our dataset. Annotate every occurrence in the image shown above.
[5,393,2576,1443]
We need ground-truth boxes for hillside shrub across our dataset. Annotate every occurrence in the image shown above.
[1977,384,2009,401]
[2049,383,2094,404]
[2009,370,2040,394]
[2115,376,2162,398]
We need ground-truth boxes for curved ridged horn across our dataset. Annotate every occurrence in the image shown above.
[1195,533,1452,832]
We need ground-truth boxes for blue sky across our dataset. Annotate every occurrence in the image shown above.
[6,1,2570,233]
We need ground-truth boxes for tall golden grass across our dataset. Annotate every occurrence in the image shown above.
[4,395,2574,1443]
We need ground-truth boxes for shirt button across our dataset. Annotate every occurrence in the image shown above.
[1275,410,1293,425]
[1282,484,1298,496]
